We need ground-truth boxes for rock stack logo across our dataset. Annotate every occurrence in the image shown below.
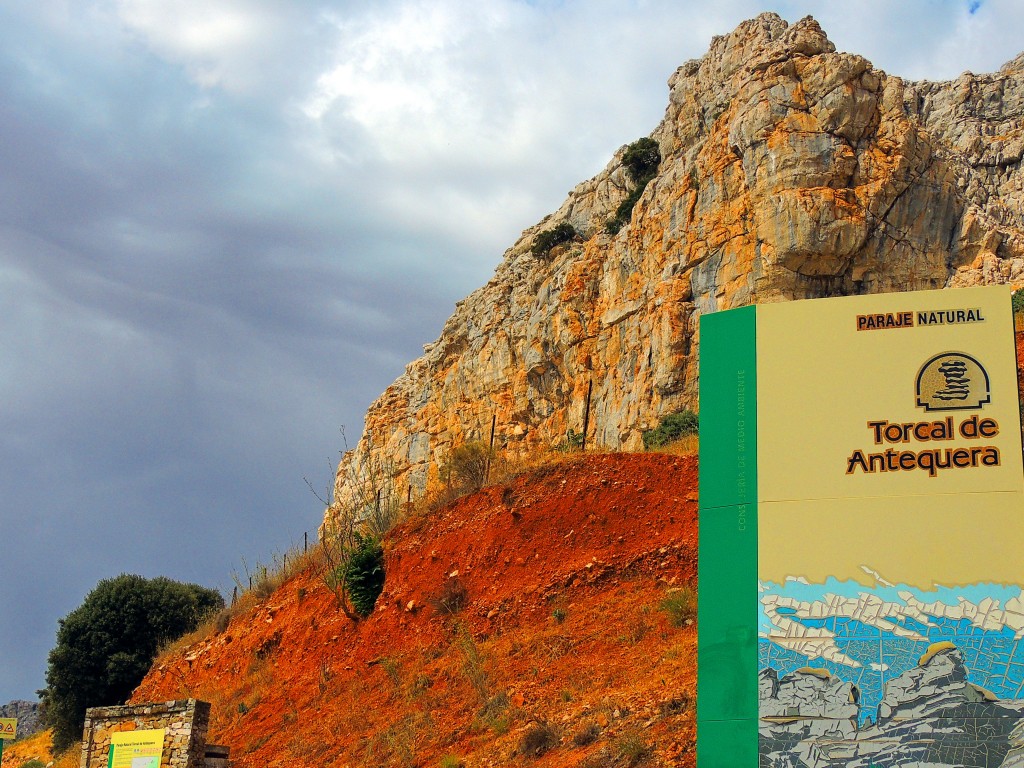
[916,352,991,411]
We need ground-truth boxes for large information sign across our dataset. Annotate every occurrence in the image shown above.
[697,285,1024,768]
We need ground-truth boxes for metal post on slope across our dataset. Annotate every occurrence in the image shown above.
[581,379,593,451]
[485,414,497,482]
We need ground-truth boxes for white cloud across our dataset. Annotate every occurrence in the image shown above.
[109,0,326,95]
[925,0,1024,77]
[115,0,261,59]
[303,1,557,172]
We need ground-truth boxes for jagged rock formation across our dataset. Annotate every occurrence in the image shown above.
[759,667,859,766]
[0,700,42,740]
[759,646,1024,768]
[327,13,1024,521]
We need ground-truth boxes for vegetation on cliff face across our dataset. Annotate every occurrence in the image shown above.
[606,137,662,234]
[642,410,699,450]
[530,222,579,259]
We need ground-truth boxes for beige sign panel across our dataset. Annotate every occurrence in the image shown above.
[757,285,1023,511]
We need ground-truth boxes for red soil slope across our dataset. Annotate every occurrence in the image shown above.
[134,452,699,767]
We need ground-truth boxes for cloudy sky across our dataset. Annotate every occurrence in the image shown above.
[1,0,1021,704]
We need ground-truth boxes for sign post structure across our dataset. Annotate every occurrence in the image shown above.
[0,718,17,765]
[108,729,165,768]
[697,285,1024,768]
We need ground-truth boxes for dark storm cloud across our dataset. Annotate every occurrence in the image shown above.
[0,2,467,703]
[1,0,1022,706]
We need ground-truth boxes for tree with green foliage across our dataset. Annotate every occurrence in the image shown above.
[41,574,223,753]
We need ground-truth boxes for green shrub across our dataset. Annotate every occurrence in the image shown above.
[19,761,46,768]
[343,533,385,618]
[561,429,585,451]
[642,409,699,449]
[41,574,223,753]
[660,586,697,628]
[1013,289,1024,314]
[439,756,464,768]
[606,187,645,234]
[606,137,661,234]
[530,222,577,259]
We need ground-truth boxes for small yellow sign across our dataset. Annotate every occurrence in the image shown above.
[109,728,164,768]
[0,718,16,739]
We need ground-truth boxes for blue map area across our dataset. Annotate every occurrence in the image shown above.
[759,578,1024,721]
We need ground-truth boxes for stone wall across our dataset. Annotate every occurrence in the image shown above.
[79,699,211,768]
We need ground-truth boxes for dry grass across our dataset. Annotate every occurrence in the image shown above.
[3,731,80,768]
[409,442,606,520]
[648,433,698,456]
[156,544,324,664]
[1,730,54,767]
[660,586,697,628]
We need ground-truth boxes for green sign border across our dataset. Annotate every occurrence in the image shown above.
[697,305,758,767]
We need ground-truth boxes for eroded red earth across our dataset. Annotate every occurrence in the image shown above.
[133,452,699,767]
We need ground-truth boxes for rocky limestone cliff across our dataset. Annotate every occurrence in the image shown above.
[327,13,1024,523]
